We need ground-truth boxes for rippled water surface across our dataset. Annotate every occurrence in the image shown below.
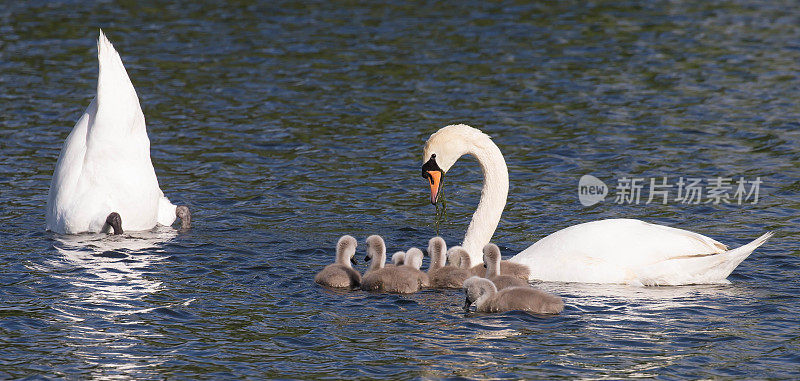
[2,1,800,379]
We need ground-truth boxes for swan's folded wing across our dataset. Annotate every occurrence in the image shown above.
[644,220,728,254]
[533,219,726,262]
[511,219,733,283]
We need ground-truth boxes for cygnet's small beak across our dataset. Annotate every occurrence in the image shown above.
[364,255,371,262]
[350,257,358,265]
[463,297,472,312]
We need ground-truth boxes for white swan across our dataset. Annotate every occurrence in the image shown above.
[46,30,189,234]
[421,124,773,285]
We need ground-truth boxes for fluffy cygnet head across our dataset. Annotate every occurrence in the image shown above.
[365,235,387,271]
[463,276,496,311]
[428,236,447,270]
[482,243,502,276]
[446,249,460,267]
[404,248,424,270]
[391,251,405,266]
[336,235,358,266]
[446,246,470,268]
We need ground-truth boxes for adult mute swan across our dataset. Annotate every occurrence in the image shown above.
[46,30,190,234]
[421,124,772,285]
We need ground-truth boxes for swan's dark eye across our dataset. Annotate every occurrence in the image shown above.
[421,153,443,202]
[421,154,442,176]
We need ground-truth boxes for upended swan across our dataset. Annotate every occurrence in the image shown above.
[463,276,564,314]
[315,235,361,288]
[427,237,470,289]
[421,124,773,285]
[45,30,189,235]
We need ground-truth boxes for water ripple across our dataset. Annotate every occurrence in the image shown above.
[1,0,799,379]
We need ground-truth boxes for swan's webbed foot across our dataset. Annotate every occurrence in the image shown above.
[105,212,123,235]
[176,205,191,230]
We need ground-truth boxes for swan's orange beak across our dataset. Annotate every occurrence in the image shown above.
[422,154,444,205]
[426,170,442,204]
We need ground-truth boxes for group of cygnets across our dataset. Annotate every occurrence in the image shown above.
[315,235,564,315]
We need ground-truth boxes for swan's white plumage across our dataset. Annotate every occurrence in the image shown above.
[46,30,177,234]
[423,124,773,285]
[510,219,772,285]
[423,124,508,263]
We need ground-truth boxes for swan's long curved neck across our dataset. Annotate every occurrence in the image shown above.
[460,138,508,265]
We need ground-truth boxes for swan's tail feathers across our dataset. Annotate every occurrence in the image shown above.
[97,29,129,87]
[156,196,178,226]
[722,231,773,267]
[638,231,773,286]
[95,29,142,122]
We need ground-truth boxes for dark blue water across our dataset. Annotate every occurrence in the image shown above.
[2,1,799,378]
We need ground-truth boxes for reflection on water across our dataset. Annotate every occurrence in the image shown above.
[537,281,771,378]
[544,281,755,308]
[54,227,178,253]
[44,227,177,317]
[1,0,799,378]
[29,228,180,376]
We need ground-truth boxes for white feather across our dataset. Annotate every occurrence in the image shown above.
[46,30,176,234]
[422,124,773,285]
